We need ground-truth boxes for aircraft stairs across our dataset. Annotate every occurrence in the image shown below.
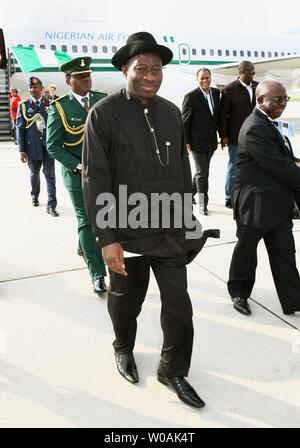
[0,68,11,142]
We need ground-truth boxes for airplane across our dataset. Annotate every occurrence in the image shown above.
[1,22,300,107]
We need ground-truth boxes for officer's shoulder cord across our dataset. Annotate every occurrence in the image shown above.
[55,101,85,147]
[21,103,42,130]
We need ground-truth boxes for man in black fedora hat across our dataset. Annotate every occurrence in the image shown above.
[82,32,219,409]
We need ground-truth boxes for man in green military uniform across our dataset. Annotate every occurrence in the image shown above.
[47,57,107,295]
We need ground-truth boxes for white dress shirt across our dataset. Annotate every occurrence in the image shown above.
[239,79,253,103]
[72,91,90,108]
[200,88,214,115]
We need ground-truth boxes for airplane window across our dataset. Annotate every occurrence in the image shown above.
[247,51,251,57]
[82,45,88,53]
[225,50,230,56]
[281,52,285,56]
[201,49,206,55]
[40,45,46,49]
[240,50,244,57]
[218,49,222,56]
[182,49,187,55]
[261,51,265,57]
[51,45,57,51]
[72,45,78,53]
[29,44,34,48]
[274,52,278,57]
[112,46,117,54]
[287,52,291,55]
[17,44,23,47]
[210,49,214,56]
[92,46,98,53]
[233,50,237,56]
[254,51,258,57]
[61,45,67,52]
[268,51,272,57]
[102,46,108,53]
[192,49,197,55]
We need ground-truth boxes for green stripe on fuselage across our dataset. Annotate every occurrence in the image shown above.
[13,59,235,73]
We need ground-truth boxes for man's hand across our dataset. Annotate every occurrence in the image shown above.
[186,144,191,153]
[220,137,229,149]
[103,243,128,276]
[20,152,28,163]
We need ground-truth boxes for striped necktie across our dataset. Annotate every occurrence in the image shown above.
[81,97,90,113]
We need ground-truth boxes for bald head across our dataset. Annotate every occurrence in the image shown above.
[256,80,285,99]
[239,61,253,73]
[256,80,289,119]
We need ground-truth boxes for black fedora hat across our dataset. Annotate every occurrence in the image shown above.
[112,31,173,70]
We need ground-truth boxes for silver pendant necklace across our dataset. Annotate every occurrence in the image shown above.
[144,108,171,167]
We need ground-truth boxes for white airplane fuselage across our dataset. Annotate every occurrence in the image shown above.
[2,25,300,106]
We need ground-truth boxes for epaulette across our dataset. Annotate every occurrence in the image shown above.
[50,94,68,105]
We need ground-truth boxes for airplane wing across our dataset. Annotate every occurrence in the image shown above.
[211,54,300,76]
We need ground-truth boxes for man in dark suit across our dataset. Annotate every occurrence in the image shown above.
[228,80,300,316]
[16,77,58,216]
[219,61,257,208]
[182,68,220,215]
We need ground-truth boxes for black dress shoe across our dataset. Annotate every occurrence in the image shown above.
[225,199,232,209]
[115,352,139,384]
[77,247,84,257]
[46,207,59,217]
[283,310,295,315]
[32,199,39,207]
[157,370,205,408]
[93,277,107,295]
[232,297,251,315]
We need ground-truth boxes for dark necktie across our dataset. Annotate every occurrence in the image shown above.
[81,97,90,113]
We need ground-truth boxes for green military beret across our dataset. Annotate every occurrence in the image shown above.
[60,57,92,75]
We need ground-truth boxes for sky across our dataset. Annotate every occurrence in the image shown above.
[2,0,300,37]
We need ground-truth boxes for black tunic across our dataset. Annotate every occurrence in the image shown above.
[82,90,218,262]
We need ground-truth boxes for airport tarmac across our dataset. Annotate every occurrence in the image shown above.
[0,138,300,429]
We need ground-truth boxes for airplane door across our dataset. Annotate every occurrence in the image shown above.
[178,44,190,64]
[0,29,8,69]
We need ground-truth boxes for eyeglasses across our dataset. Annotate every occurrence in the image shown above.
[263,95,291,104]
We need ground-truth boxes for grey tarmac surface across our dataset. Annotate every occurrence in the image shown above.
[0,134,300,428]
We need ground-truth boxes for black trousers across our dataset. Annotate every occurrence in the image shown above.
[107,255,194,377]
[27,155,57,208]
[228,220,300,312]
[191,149,215,206]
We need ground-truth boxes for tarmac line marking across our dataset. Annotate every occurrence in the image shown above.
[0,267,88,284]
[193,261,300,332]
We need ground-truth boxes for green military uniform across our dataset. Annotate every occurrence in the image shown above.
[46,57,106,281]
